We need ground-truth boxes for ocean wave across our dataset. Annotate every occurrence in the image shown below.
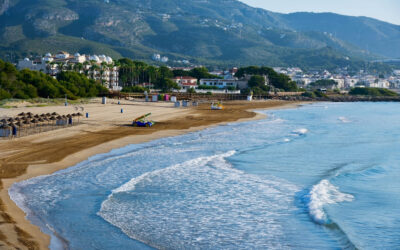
[305,179,354,225]
[292,128,308,135]
[98,151,299,249]
[111,151,236,194]
[338,117,351,123]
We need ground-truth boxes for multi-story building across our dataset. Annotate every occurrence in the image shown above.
[17,52,119,90]
[172,76,198,90]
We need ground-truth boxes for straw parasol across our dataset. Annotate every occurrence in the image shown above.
[37,118,45,133]
[49,116,56,129]
[1,123,10,138]
[76,113,83,123]
[15,121,24,137]
[34,114,40,118]
[18,112,25,116]
[7,117,14,122]
[52,112,58,116]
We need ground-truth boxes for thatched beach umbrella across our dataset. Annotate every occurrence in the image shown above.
[18,112,25,116]
[34,114,40,119]
[46,113,51,117]
[48,116,56,129]
[7,117,14,122]
[8,122,17,137]
[52,112,58,116]
[76,112,83,124]
[31,119,39,134]
[15,121,24,137]
[66,114,73,126]
[37,118,45,133]
[1,123,10,138]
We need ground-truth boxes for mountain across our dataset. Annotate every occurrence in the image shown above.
[0,0,399,69]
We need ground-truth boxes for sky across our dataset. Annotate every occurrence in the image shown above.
[240,0,400,25]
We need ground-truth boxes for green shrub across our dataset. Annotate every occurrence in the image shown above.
[0,59,108,100]
[121,86,149,93]
[349,87,398,97]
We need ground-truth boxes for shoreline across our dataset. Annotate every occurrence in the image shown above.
[0,100,308,249]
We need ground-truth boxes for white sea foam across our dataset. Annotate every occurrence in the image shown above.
[111,151,236,194]
[99,151,299,249]
[307,179,354,224]
[292,128,308,135]
[338,117,351,123]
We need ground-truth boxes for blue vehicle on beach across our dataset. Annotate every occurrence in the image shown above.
[132,113,155,127]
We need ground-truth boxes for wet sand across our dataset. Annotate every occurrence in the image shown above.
[0,99,305,249]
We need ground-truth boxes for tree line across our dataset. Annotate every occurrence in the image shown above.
[0,59,109,100]
[118,58,220,92]
[235,66,298,93]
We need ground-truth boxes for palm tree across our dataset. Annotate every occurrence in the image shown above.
[67,63,74,71]
[58,62,65,73]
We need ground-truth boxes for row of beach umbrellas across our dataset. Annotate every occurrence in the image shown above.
[0,112,83,137]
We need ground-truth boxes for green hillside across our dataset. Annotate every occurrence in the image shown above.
[0,0,399,69]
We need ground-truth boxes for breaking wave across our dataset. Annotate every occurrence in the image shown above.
[99,151,299,249]
[305,179,354,225]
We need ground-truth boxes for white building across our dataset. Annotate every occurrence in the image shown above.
[17,51,119,90]
[17,58,47,72]
[199,79,247,89]
[55,51,70,59]
[152,54,161,61]
[173,76,198,90]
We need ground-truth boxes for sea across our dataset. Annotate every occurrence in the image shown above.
[9,102,400,249]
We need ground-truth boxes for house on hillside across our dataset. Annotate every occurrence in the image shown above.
[173,76,198,90]
[17,58,47,72]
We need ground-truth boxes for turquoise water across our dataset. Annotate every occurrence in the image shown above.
[10,102,400,249]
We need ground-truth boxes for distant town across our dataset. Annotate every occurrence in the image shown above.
[17,51,400,94]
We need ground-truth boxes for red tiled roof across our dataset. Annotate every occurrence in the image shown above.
[173,76,197,80]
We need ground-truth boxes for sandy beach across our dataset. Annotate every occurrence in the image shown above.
[0,98,305,249]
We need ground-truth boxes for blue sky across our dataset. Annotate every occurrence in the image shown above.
[240,0,400,25]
